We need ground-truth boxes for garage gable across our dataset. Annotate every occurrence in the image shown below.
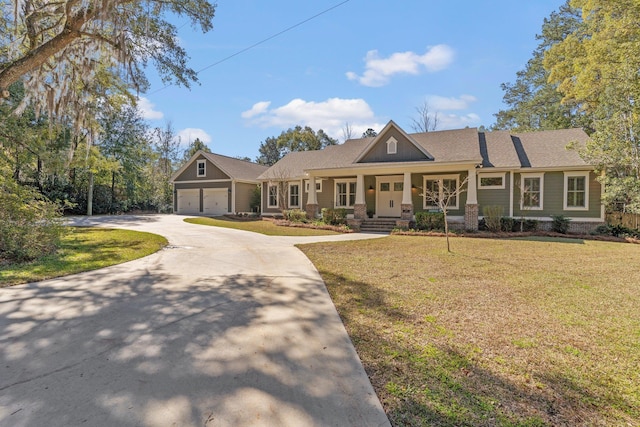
[172,155,230,182]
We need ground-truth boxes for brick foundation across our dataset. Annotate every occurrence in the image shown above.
[354,203,366,220]
[536,220,604,234]
[395,219,410,230]
[305,203,318,219]
[465,204,479,231]
[401,203,413,220]
[347,218,362,232]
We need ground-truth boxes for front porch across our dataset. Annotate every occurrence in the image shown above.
[304,171,480,231]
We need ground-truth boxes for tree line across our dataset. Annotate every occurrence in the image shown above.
[3,0,639,263]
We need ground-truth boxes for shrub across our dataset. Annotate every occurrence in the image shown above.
[0,182,66,262]
[283,209,307,223]
[500,217,515,232]
[551,214,571,234]
[321,208,347,225]
[415,211,445,231]
[482,205,504,232]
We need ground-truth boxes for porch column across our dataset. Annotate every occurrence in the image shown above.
[306,176,318,219]
[354,174,366,220]
[465,168,479,230]
[401,172,413,220]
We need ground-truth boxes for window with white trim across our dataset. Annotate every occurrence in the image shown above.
[197,160,206,177]
[304,180,322,193]
[423,175,460,210]
[268,184,279,208]
[520,173,544,210]
[386,137,397,154]
[335,179,356,208]
[564,171,589,210]
[478,172,505,189]
[289,183,300,208]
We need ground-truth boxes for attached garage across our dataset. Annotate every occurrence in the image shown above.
[177,189,200,214]
[171,151,268,215]
[203,188,228,216]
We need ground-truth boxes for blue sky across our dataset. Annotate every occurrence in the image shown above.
[140,0,563,160]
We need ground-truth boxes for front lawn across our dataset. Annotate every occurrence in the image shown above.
[184,216,341,236]
[298,236,640,426]
[0,227,167,287]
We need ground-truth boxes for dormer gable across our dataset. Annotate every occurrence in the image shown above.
[355,120,433,163]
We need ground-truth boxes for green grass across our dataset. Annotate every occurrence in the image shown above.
[184,216,341,236]
[0,227,167,287]
[298,236,640,426]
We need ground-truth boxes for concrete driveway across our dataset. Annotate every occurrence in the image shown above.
[0,215,390,427]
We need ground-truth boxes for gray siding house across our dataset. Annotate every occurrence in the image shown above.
[171,151,267,215]
[257,121,604,232]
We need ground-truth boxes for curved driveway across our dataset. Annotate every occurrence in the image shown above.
[0,215,390,427]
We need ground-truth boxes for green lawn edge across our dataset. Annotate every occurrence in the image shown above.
[299,235,640,426]
[0,227,168,287]
[183,216,341,236]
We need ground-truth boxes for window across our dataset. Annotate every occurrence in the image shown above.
[386,137,397,154]
[289,183,300,208]
[520,173,544,210]
[197,160,206,177]
[304,179,322,193]
[564,172,589,210]
[479,173,505,189]
[268,185,278,208]
[335,179,356,208]
[423,175,460,210]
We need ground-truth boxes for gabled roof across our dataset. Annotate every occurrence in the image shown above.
[258,124,592,181]
[171,150,268,182]
[354,120,433,162]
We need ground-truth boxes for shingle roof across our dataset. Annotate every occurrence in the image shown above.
[202,152,268,181]
[513,128,589,168]
[258,123,592,180]
[412,127,482,163]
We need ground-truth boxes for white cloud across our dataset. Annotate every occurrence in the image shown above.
[347,44,455,87]
[436,113,482,130]
[427,94,477,111]
[137,97,164,120]
[241,101,271,119]
[175,128,212,147]
[241,98,385,141]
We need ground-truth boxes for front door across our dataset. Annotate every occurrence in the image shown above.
[377,176,403,217]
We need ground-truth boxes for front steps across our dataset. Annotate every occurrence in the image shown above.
[359,218,398,233]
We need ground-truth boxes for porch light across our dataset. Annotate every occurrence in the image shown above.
[368,185,374,191]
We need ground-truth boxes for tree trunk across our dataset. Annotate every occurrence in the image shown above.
[444,211,451,253]
[111,171,116,213]
[87,171,94,216]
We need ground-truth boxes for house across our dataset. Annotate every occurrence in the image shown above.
[257,121,604,233]
[171,151,268,215]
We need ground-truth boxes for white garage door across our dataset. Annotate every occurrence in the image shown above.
[177,189,200,214]
[203,189,228,216]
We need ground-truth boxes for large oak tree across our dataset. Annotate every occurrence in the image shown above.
[0,0,216,121]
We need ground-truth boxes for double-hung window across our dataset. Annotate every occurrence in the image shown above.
[423,175,460,210]
[289,183,300,208]
[268,184,279,208]
[335,180,356,208]
[564,172,589,210]
[520,173,544,210]
[197,160,206,177]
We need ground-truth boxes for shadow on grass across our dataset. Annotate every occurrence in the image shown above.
[322,271,635,427]
[507,236,586,244]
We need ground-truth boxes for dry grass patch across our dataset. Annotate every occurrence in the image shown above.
[298,236,640,426]
[184,216,341,236]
